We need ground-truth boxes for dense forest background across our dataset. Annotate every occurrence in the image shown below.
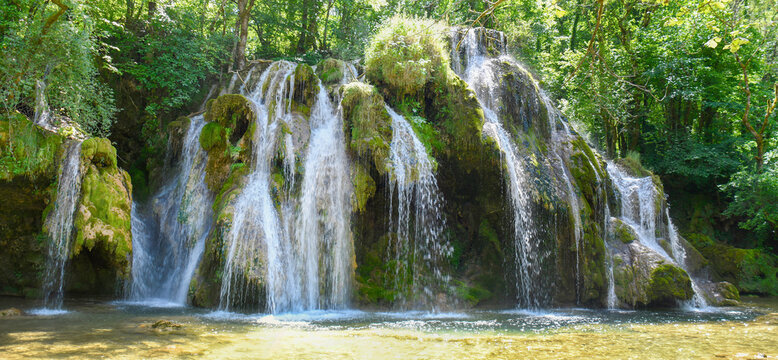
[1,0,776,287]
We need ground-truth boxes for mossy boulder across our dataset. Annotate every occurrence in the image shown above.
[292,63,319,117]
[647,264,693,305]
[70,138,133,294]
[352,163,376,213]
[0,112,64,181]
[341,83,393,174]
[610,237,694,308]
[201,94,255,192]
[611,218,638,244]
[686,233,778,296]
[204,94,255,132]
[316,58,348,87]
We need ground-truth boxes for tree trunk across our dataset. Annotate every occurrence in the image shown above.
[233,0,256,71]
[297,0,311,54]
[569,0,581,50]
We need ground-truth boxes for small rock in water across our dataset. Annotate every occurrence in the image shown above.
[143,319,184,332]
[0,308,23,317]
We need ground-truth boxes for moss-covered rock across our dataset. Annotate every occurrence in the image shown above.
[70,138,133,294]
[341,83,393,174]
[204,94,255,132]
[0,113,63,297]
[292,63,319,117]
[647,264,693,305]
[0,112,64,181]
[200,94,256,193]
[316,58,347,87]
[352,163,376,213]
[610,236,694,308]
[611,218,638,244]
[686,233,778,296]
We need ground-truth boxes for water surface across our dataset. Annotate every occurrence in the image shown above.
[1,297,776,359]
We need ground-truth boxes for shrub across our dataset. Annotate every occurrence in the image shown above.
[365,16,450,102]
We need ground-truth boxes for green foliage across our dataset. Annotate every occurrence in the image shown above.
[0,0,117,136]
[365,16,451,102]
[0,112,63,181]
[103,8,230,118]
[721,149,778,249]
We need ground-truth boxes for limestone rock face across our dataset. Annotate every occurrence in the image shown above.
[69,137,133,295]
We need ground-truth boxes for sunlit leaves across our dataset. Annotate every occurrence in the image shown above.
[704,37,721,48]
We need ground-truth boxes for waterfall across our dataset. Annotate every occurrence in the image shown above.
[219,61,353,313]
[385,106,448,308]
[667,210,709,308]
[543,96,586,304]
[606,163,708,308]
[40,141,83,310]
[294,83,353,310]
[33,79,51,129]
[453,28,544,308]
[129,115,213,305]
[219,61,295,311]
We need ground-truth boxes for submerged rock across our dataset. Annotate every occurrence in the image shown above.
[0,307,23,316]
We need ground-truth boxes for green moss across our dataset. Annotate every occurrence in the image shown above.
[686,233,778,295]
[72,139,133,280]
[430,74,486,165]
[200,122,227,151]
[612,218,637,244]
[365,16,450,102]
[454,280,492,306]
[167,116,191,133]
[648,264,693,304]
[316,58,346,86]
[352,164,376,213]
[292,64,319,117]
[204,94,255,129]
[341,83,393,174]
[0,112,64,181]
[81,138,117,169]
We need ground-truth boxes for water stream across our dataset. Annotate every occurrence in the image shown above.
[452,28,544,308]
[128,115,213,306]
[220,61,353,313]
[39,141,83,311]
[607,163,708,307]
[385,106,448,308]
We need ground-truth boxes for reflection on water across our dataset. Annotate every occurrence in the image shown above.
[1,296,776,359]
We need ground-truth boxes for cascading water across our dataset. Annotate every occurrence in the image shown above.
[452,28,544,308]
[40,141,83,310]
[219,61,295,312]
[667,210,709,308]
[294,83,353,310]
[606,163,708,308]
[543,95,587,304]
[385,106,448,308]
[129,115,213,305]
[219,61,353,313]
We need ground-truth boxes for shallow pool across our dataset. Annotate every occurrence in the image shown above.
[1,297,776,359]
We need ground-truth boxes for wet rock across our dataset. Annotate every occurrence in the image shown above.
[0,307,23,316]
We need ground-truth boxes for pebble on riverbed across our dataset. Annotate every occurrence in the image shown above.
[138,320,185,333]
[0,308,23,317]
